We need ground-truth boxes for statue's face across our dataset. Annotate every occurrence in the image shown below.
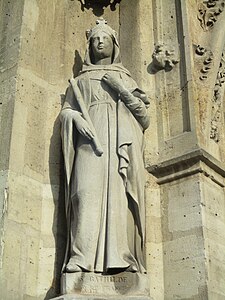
[91,31,114,62]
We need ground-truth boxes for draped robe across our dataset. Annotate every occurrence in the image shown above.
[61,63,149,274]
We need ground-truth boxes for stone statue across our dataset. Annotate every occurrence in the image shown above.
[60,19,150,276]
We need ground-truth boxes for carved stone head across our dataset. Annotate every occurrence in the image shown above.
[84,18,121,65]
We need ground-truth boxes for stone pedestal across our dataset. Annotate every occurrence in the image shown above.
[51,272,151,300]
[51,296,151,300]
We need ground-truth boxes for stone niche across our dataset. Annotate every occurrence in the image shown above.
[1,0,225,300]
[0,0,158,300]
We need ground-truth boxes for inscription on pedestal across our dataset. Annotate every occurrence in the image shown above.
[62,272,150,297]
[78,274,129,295]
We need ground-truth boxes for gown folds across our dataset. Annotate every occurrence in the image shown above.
[61,63,150,274]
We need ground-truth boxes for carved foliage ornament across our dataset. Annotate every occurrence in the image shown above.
[198,0,225,31]
[79,0,121,11]
[195,45,213,80]
[151,44,179,73]
[210,50,225,142]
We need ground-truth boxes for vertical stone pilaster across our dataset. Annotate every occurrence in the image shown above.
[148,1,225,299]
[0,0,25,297]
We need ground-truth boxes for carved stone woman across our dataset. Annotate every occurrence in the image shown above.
[60,19,150,275]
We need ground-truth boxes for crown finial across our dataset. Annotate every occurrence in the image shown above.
[86,18,116,41]
[96,18,107,25]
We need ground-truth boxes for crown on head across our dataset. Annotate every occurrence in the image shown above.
[86,18,117,40]
[96,18,108,25]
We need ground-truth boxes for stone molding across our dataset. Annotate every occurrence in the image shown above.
[147,149,225,186]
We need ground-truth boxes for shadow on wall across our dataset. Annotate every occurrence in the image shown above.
[45,105,67,299]
[73,50,83,78]
[45,50,83,299]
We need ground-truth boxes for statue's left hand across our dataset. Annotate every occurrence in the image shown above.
[102,73,125,94]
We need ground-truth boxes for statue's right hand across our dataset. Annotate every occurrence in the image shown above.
[74,116,94,140]
[60,109,94,140]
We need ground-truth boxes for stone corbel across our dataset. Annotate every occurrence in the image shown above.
[147,149,225,187]
[151,44,179,73]
[198,0,225,31]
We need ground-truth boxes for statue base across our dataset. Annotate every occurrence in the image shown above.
[50,272,151,299]
[51,296,151,300]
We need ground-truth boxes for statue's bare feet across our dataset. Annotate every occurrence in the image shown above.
[66,259,82,273]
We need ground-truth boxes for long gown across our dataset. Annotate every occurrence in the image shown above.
[61,64,149,274]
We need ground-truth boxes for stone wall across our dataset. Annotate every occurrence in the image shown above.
[0,0,160,299]
[0,1,224,300]
[148,1,225,299]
